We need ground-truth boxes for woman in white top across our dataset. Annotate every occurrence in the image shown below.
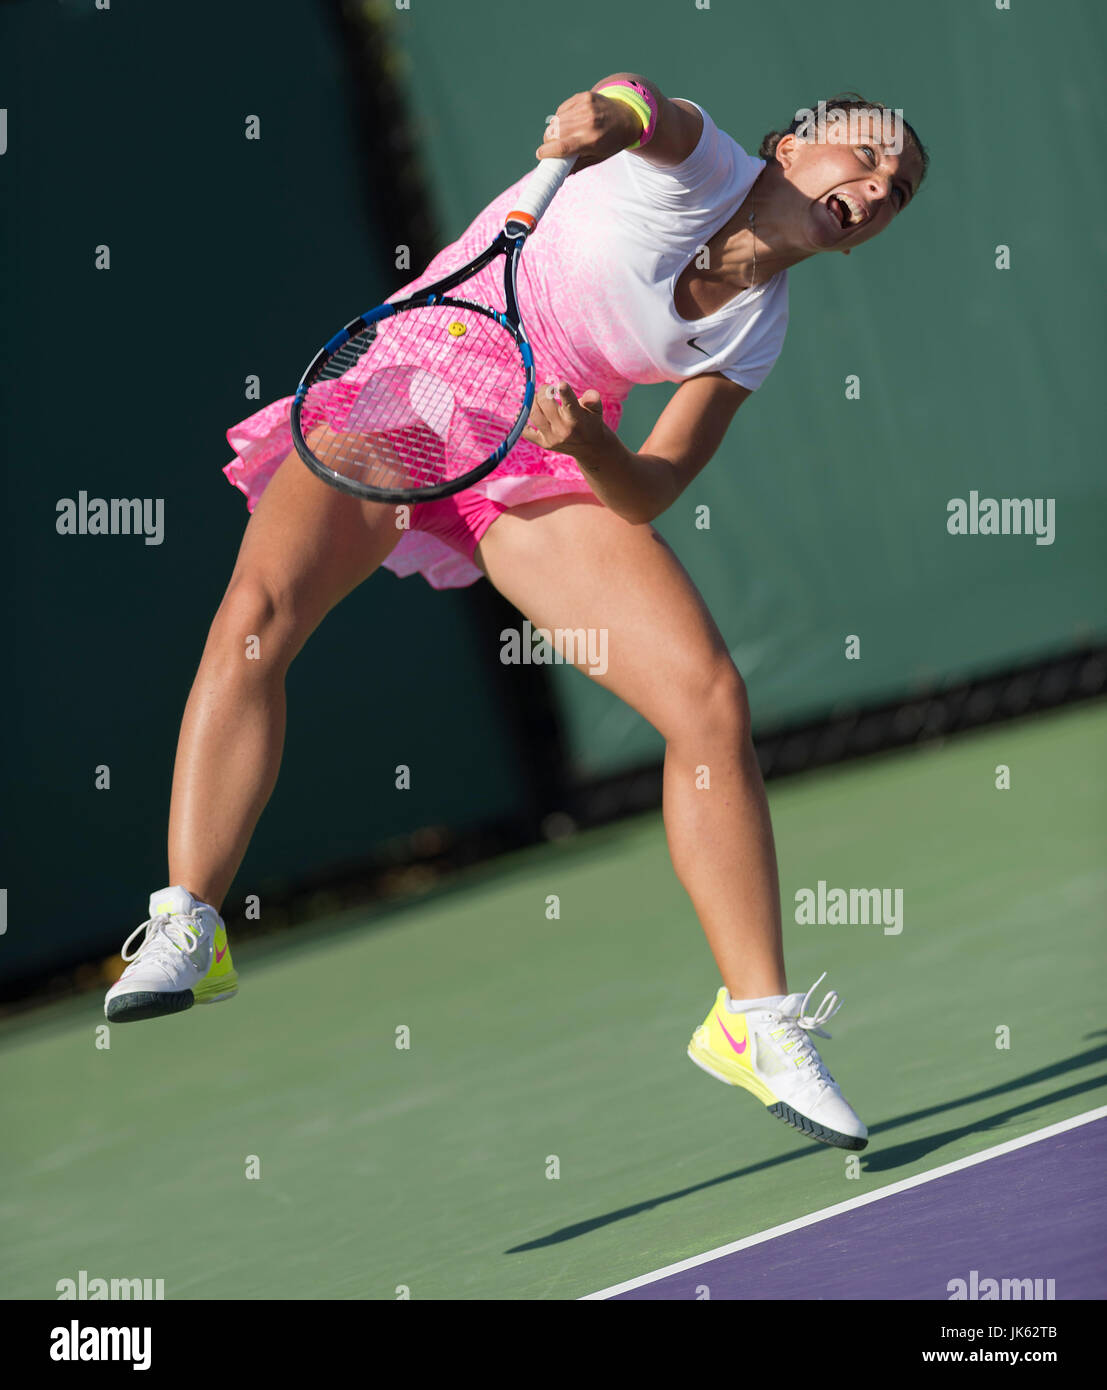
[107,76,927,1153]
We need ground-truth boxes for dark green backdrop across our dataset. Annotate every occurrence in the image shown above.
[385,0,1107,777]
[0,0,527,985]
[3,0,1104,985]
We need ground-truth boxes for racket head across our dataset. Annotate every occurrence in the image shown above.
[290,294,535,504]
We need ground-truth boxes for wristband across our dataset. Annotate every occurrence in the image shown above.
[596,80,658,150]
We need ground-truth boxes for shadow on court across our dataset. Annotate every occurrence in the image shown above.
[505,1043,1107,1252]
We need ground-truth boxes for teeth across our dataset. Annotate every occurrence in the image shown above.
[836,192,864,226]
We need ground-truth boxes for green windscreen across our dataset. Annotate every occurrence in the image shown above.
[0,0,527,983]
[385,0,1106,777]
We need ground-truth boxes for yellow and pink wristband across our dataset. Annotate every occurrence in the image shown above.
[596,79,658,150]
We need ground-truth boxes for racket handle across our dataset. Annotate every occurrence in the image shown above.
[504,155,578,236]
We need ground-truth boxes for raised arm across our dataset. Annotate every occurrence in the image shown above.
[536,74,704,172]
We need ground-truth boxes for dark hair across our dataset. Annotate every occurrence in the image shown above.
[759,92,929,188]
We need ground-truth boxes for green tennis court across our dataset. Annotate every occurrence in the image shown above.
[2,700,1102,1300]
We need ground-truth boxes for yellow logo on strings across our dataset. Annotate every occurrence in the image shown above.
[447,321,467,337]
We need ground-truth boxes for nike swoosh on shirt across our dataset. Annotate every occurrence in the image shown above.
[686,336,711,356]
[716,1013,748,1055]
[215,945,228,964]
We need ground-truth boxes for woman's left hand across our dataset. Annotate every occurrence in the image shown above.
[521,381,607,458]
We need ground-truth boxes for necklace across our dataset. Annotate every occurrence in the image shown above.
[747,210,758,291]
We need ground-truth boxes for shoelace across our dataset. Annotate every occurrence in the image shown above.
[120,913,202,970]
[772,972,843,1087]
[796,972,842,1038]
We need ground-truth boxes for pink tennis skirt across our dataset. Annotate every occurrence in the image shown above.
[405,491,507,568]
[223,188,633,589]
[222,391,623,589]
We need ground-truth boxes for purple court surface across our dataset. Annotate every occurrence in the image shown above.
[601,1113,1106,1300]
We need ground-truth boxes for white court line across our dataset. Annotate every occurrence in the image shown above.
[581,1105,1107,1300]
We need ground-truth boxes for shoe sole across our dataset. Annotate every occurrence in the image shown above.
[106,990,195,1023]
[687,1044,868,1152]
[105,985,237,1023]
[767,1099,868,1151]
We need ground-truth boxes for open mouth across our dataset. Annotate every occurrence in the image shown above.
[826,191,866,230]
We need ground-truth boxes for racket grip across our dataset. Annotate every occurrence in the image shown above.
[504,156,577,235]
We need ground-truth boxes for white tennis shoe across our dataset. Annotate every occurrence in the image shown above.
[104,886,238,1023]
[688,973,868,1150]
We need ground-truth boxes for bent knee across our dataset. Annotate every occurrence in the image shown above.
[668,657,751,746]
[209,574,309,667]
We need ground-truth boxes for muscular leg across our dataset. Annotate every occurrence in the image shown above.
[168,451,403,912]
[475,496,787,1000]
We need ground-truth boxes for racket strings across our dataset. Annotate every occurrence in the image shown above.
[299,303,528,492]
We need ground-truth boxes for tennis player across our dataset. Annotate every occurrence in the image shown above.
[106,78,926,1151]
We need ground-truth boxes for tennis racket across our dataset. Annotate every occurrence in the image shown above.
[290,154,577,504]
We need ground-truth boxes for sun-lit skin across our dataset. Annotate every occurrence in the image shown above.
[697,110,924,297]
[534,92,924,323]
[779,111,921,246]
[164,88,926,1025]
